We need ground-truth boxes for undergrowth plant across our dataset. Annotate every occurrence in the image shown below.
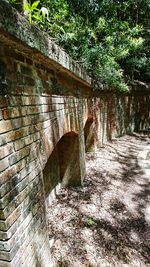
[24,0,49,24]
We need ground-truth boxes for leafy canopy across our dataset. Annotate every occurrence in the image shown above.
[9,0,150,91]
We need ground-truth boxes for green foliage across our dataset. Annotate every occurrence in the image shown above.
[87,217,97,226]
[24,1,49,24]
[8,0,17,5]
[9,0,150,91]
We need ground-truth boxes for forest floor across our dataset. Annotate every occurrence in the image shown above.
[47,133,150,267]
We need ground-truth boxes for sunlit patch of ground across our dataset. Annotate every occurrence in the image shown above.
[47,133,150,267]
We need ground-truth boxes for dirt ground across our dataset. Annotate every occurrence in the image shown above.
[47,133,150,267]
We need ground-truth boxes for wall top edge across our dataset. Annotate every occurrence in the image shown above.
[0,0,92,87]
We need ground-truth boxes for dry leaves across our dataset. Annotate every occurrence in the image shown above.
[47,133,150,267]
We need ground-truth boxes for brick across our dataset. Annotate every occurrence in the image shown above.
[0,158,9,173]
[25,58,33,65]
[0,230,8,241]
[24,76,35,86]
[0,173,30,209]
[11,87,36,95]
[0,188,17,209]
[19,160,38,182]
[0,167,16,186]
[11,116,32,130]
[14,139,26,151]
[0,111,3,120]
[15,158,27,173]
[0,127,29,146]
[11,117,23,129]
[2,107,26,119]
[20,96,40,106]
[26,106,40,115]
[0,96,8,108]
[24,135,34,146]
[0,241,19,261]
[4,49,25,63]
[8,95,22,107]
[0,196,17,220]
[0,120,12,134]
[16,73,24,86]
[9,147,30,166]
[33,131,40,142]
[12,127,29,140]
[0,220,6,232]
[0,260,13,266]
[27,125,36,135]
[0,144,13,159]
[6,186,30,218]
[0,179,12,198]
[30,114,41,124]
[41,105,51,113]
[0,206,21,232]
[6,215,36,263]
[20,65,32,76]
[23,116,32,126]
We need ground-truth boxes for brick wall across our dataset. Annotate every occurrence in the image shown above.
[0,44,149,267]
[0,43,91,266]
[92,93,150,148]
[0,1,149,266]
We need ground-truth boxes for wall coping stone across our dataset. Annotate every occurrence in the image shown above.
[0,0,92,87]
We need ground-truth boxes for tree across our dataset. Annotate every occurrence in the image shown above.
[9,0,150,91]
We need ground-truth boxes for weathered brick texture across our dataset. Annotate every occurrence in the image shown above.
[0,40,149,267]
[0,41,91,266]
[0,1,149,266]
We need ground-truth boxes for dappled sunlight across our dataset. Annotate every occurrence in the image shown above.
[47,133,150,266]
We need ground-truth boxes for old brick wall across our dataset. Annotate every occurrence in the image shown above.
[0,32,149,267]
[93,93,150,148]
[0,1,149,266]
[0,40,93,266]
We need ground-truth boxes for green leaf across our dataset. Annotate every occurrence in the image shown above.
[32,1,40,10]
[87,217,96,226]
[24,3,31,12]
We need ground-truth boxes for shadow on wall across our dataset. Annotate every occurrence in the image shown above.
[84,117,94,152]
[43,131,81,202]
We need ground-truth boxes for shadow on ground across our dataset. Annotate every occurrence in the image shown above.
[47,133,150,267]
